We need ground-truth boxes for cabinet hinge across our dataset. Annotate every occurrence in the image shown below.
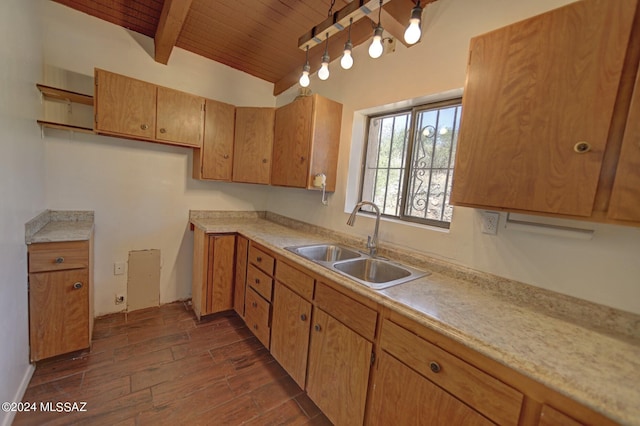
[370,350,376,366]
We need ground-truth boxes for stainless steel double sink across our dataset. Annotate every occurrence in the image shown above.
[285,244,428,290]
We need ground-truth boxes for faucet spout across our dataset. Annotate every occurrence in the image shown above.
[347,201,381,257]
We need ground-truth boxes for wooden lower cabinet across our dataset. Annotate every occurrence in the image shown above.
[368,351,493,426]
[245,287,271,348]
[28,239,93,362]
[191,229,235,320]
[538,404,583,426]
[270,281,312,388]
[306,308,372,426]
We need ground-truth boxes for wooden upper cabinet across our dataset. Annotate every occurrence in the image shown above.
[272,94,342,191]
[232,107,275,185]
[156,86,204,147]
[608,69,640,222]
[193,99,236,181]
[95,68,204,148]
[450,0,638,217]
[95,68,156,139]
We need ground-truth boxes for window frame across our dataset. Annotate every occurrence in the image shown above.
[358,97,463,229]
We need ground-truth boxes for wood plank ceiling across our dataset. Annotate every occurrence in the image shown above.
[51,0,421,95]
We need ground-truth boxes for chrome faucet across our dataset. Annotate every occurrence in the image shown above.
[347,201,381,257]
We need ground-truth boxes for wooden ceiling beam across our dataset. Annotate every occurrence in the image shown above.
[154,0,194,65]
[276,18,375,95]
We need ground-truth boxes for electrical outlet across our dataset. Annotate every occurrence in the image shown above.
[481,211,500,235]
[114,262,125,275]
[115,294,125,305]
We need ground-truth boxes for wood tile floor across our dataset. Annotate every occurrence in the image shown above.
[14,302,331,426]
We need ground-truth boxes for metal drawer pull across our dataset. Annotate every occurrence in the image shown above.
[256,256,262,262]
[300,314,307,321]
[252,301,258,308]
[140,124,148,130]
[73,282,83,290]
[55,257,64,264]
[255,278,260,284]
[429,361,441,373]
[223,154,229,159]
[314,324,321,332]
[159,128,167,133]
[574,141,591,153]
[253,324,258,330]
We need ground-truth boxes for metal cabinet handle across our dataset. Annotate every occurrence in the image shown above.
[255,278,260,284]
[253,324,258,330]
[55,257,64,264]
[262,159,268,164]
[252,301,257,308]
[159,128,167,134]
[574,141,591,153]
[140,124,149,130]
[223,154,229,159]
[256,256,262,262]
[429,361,441,373]
[300,314,307,321]
[314,324,321,332]
[73,282,83,290]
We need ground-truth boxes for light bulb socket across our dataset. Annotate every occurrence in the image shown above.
[410,3,422,21]
[321,52,330,64]
[344,40,353,53]
[303,62,310,73]
[373,24,384,39]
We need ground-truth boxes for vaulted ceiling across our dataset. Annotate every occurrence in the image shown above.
[51,0,429,95]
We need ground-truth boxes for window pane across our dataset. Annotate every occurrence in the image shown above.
[404,104,461,224]
[362,112,410,217]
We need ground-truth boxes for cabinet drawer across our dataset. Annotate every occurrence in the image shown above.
[245,287,271,348]
[314,282,377,341]
[248,244,274,275]
[380,319,523,425]
[247,264,273,301]
[29,241,89,273]
[275,260,314,301]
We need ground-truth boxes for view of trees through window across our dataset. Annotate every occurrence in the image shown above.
[360,99,462,228]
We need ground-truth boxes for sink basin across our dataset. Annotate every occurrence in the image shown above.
[286,244,362,263]
[285,243,428,289]
[332,258,427,289]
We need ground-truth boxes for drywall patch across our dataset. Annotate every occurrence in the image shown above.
[127,249,160,311]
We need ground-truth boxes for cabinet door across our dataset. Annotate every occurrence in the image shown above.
[270,282,312,388]
[368,351,493,426]
[196,99,235,180]
[306,308,372,426]
[232,107,275,184]
[156,86,205,147]
[450,0,637,216]
[608,69,640,222]
[29,269,89,361]
[272,96,312,188]
[94,69,156,139]
[233,235,249,318]
[207,234,236,314]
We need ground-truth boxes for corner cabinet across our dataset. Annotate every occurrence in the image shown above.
[450,0,640,225]
[28,238,93,362]
[94,68,204,148]
[271,94,343,192]
[232,107,275,185]
[193,98,236,181]
[191,228,236,320]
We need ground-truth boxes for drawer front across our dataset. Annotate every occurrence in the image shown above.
[245,287,271,348]
[248,244,275,275]
[275,261,314,301]
[314,282,377,341]
[29,241,89,273]
[247,264,273,301]
[380,319,523,425]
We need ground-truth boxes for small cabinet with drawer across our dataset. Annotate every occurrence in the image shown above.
[28,239,93,362]
[244,242,275,348]
[369,317,524,425]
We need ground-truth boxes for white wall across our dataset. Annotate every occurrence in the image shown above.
[271,0,640,315]
[0,1,44,423]
[41,1,276,316]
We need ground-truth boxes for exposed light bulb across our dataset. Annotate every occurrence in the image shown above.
[404,3,423,45]
[341,42,353,69]
[369,33,384,59]
[318,62,330,80]
[404,20,421,44]
[299,70,310,87]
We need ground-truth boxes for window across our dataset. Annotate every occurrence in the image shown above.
[359,99,462,228]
